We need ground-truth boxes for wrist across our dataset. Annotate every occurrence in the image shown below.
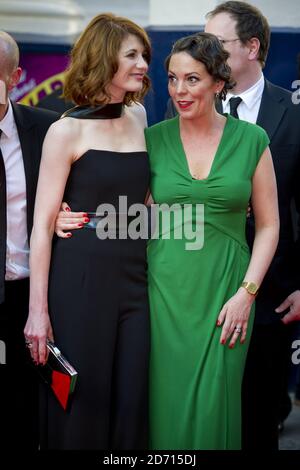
[237,286,256,304]
[29,305,49,317]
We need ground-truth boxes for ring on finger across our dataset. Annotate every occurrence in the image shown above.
[234,326,242,334]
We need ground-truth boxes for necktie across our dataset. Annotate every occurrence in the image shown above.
[0,129,6,303]
[229,96,242,119]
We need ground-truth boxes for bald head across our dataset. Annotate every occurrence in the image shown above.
[0,31,19,72]
[0,32,22,112]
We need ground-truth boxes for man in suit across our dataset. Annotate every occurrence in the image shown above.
[166,1,300,450]
[0,31,58,449]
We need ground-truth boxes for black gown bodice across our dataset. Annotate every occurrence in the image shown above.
[63,149,150,212]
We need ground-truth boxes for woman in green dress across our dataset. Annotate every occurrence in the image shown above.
[145,33,279,450]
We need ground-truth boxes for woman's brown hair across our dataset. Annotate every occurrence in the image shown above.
[63,13,151,106]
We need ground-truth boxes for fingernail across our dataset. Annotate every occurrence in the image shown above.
[229,344,234,349]
[78,223,83,227]
[221,339,226,345]
[65,207,71,212]
[216,320,221,326]
[67,233,72,238]
[83,213,88,217]
[84,218,90,223]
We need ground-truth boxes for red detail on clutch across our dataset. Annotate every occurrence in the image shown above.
[51,370,71,410]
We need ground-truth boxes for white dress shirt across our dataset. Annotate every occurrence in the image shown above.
[223,73,265,124]
[0,100,29,280]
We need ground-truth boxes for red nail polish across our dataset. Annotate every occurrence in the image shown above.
[229,344,234,349]
[216,320,221,326]
[78,223,83,227]
[65,207,71,212]
[67,233,72,238]
[221,339,226,345]
[84,218,90,223]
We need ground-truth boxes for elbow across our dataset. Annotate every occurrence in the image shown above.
[255,217,280,245]
[273,216,280,248]
[270,215,280,244]
[273,228,280,253]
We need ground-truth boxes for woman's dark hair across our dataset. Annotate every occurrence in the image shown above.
[165,32,235,100]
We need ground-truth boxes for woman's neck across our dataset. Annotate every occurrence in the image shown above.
[62,101,125,120]
[179,109,225,136]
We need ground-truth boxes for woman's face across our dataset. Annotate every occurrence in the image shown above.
[168,51,223,120]
[108,34,149,102]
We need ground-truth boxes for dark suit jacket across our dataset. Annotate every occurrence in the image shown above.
[165,79,300,324]
[36,88,73,114]
[0,103,58,301]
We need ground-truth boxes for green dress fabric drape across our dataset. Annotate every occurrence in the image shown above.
[145,114,269,450]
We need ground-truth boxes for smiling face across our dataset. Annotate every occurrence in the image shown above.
[107,34,149,102]
[168,51,222,120]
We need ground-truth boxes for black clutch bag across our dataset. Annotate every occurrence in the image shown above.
[36,340,78,411]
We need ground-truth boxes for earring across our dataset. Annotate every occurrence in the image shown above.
[215,91,220,98]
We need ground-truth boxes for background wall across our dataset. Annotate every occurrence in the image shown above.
[149,0,300,26]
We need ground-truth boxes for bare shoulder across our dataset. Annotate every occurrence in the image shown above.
[44,117,82,152]
[42,117,82,162]
[126,102,148,128]
[45,117,80,141]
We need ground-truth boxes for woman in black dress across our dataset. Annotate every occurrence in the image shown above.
[24,13,151,450]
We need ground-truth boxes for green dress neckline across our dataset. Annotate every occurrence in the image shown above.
[175,113,233,182]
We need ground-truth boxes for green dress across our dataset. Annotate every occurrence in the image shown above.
[145,114,269,450]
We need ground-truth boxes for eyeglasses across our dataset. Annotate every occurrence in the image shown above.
[218,38,240,45]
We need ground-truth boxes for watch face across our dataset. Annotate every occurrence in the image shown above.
[247,282,258,294]
[242,281,258,295]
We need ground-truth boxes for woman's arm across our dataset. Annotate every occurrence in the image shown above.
[24,120,76,364]
[218,146,279,346]
[241,146,279,286]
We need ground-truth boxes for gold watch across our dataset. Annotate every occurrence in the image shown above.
[241,281,259,296]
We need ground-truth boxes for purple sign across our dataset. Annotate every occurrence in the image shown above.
[10,53,70,105]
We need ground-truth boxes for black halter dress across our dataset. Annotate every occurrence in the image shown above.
[41,104,150,450]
